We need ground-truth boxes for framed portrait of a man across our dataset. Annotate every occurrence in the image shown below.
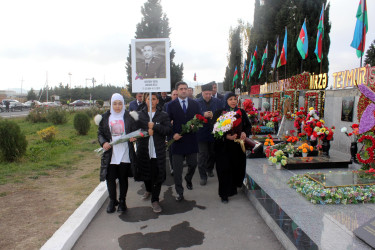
[131,38,171,92]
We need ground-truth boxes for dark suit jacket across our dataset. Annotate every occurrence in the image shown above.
[129,100,141,111]
[167,98,201,155]
[158,95,172,108]
[136,57,166,79]
[196,97,223,142]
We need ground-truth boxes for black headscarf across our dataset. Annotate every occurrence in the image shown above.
[224,92,238,111]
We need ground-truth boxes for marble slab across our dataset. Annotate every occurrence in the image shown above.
[245,150,375,250]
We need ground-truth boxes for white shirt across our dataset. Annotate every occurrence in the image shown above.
[178,97,188,110]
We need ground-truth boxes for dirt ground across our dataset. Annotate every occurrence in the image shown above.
[0,157,100,249]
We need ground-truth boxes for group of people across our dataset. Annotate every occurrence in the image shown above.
[97,81,252,214]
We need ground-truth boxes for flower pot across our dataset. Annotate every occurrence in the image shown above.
[288,153,294,158]
[276,163,282,170]
[268,160,273,166]
[322,140,331,157]
[350,142,358,163]
[302,152,308,157]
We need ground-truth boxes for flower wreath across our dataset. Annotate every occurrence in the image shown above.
[272,91,283,112]
[356,134,375,165]
[304,90,324,118]
[284,89,299,113]
[357,84,375,124]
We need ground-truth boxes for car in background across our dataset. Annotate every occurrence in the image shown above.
[24,100,42,108]
[1,99,25,111]
[82,100,91,106]
[0,103,4,112]
[41,102,60,108]
[69,100,85,107]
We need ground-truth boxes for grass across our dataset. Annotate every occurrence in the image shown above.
[0,113,100,185]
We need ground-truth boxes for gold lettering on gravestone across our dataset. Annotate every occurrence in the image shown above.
[337,72,342,89]
[332,72,338,89]
[360,67,366,85]
[346,69,355,87]
[342,70,347,88]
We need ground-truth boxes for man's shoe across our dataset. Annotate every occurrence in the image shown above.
[117,199,127,212]
[151,201,162,213]
[142,191,151,200]
[207,171,214,177]
[200,178,207,186]
[185,176,193,190]
[106,199,118,213]
[176,194,184,202]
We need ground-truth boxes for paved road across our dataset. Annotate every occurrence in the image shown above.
[0,110,30,118]
[73,167,283,250]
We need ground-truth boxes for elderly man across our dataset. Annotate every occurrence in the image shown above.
[136,45,166,79]
[128,93,144,111]
[196,83,223,185]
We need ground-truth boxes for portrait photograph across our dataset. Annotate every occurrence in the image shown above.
[341,96,355,122]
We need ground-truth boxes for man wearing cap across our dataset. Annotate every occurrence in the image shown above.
[136,45,166,79]
[196,83,223,185]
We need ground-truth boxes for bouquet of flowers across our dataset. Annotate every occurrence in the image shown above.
[298,132,307,141]
[251,125,261,136]
[341,124,359,142]
[355,168,375,180]
[297,143,314,154]
[264,138,275,146]
[94,129,149,156]
[286,136,299,144]
[269,150,287,166]
[167,114,208,147]
[212,110,242,139]
[284,143,296,155]
[292,107,306,130]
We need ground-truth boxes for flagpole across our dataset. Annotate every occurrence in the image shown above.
[360,0,366,67]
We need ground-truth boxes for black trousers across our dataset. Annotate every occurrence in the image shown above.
[106,163,131,201]
[198,141,215,180]
[144,158,162,202]
[172,153,197,195]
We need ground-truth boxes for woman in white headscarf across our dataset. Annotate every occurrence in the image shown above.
[97,93,137,213]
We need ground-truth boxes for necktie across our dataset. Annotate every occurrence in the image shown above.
[182,100,187,113]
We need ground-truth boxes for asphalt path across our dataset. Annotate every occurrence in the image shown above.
[0,110,30,118]
[73,166,284,250]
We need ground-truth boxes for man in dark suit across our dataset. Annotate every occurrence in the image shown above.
[167,81,201,201]
[136,45,166,79]
[196,83,223,186]
[128,93,144,111]
[158,92,171,109]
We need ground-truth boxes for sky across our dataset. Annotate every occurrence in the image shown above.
[0,0,373,93]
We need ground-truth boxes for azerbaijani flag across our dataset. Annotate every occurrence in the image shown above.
[250,46,258,77]
[277,28,287,68]
[247,55,253,80]
[271,37,279,69]
[314,4,324,63]
[194,73,196,81]
[259,44,268,78]
[242,59,247,85]
[232,66,238,88]
[297,19,308,59]
[350,0,368,58]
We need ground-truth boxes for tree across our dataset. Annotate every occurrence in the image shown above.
[364,39,375,66]
[126,0,183,94]
[223,23,242,91]
[27,88,37,100]
[247,0,331,86]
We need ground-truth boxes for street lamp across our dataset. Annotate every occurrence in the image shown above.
[68,72,72,88]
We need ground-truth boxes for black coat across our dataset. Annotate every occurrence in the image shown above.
[135,106,172,183]
[97,110,137,182]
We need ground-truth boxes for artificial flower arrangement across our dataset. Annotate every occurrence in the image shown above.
[269,150,288,166]
[292,107,306,130]
[303,107,335,142]
[288,173,375,205]
[297,143,314,155]
[298,132,308,142]
[264,138,275,146]
[284,143,296,156]
[167,114,208,147]
[285,135,299,144]
[266,121,275,128]
[212,110,241,139]
[251,125,261,137]
[341,123,359,143]
[243,99,259,121]
[355,168,375,180]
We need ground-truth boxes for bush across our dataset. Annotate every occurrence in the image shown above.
[47,108,67,124]
[26,107,48,123]
[37,126,57,142]
[74,113,91,135]
[0,120,28,162]
[96,100,104,108]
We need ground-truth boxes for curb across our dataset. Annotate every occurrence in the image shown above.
[41,182,108,250]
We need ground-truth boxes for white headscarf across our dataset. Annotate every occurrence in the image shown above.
[110,93,125,118]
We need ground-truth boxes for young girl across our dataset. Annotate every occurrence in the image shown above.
[135,92,172,213]
[97,93,137,213]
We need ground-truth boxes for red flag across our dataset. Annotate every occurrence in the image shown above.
[194,73,196,81]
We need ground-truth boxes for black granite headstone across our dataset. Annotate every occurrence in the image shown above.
[354,217,375,248]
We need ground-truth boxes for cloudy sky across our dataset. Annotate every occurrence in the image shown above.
[0,0,373,93]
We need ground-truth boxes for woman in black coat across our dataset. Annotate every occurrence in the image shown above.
[97,93,137,213]
[135,92,172,213]
[213,92,251,203]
